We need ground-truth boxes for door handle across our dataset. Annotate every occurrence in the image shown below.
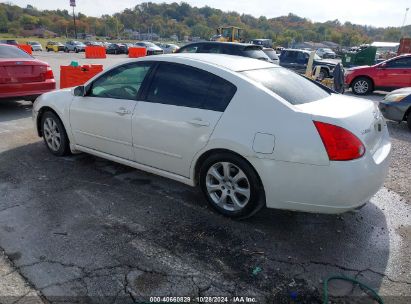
[187,119,210,127]
[115,107,131,115]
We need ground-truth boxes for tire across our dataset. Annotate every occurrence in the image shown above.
[41,112,71,156]
[75,48,79,53]
[352,77,372,95]
[199,152,265,219]
[64,48,68,53]
[47,48,50,52]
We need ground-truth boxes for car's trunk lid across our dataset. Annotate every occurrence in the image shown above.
[295,94,385,155]
[0,59,47,84]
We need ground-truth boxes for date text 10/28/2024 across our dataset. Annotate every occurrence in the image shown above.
[150,296,258,303]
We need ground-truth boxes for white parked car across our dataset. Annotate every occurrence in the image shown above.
[158,43,180,54]
[134,41,164,55]
[316,48,337,59]
[33,54,391,218]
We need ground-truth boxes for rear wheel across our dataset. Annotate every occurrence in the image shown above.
[352,77,372,95]
[41,112,71,156]
[199,152,265,218]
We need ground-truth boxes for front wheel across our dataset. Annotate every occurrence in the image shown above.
[41,112,71,156]
[407,111,411,131]
[352,77,372,95]
[199,153,265,218]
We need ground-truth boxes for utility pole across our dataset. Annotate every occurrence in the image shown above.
[70,0,77,39]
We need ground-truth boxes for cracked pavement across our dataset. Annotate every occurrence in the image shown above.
[0,89,410,302]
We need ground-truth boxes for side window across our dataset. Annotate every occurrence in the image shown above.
[204,77,237,112]
[385,57,411,68]
[179,45,199,53]
[297,52,307,62]
[88,63,152,100]
[201,44,222,54]
[146,63,236,111]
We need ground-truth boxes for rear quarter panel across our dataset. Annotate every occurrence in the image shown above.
[190,69,330,180]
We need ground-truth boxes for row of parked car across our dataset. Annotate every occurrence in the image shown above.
[43,40,179,55]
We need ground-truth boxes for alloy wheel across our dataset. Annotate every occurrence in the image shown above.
[43,118,61,152]
[205,162,251,211]
[354,80,369,94]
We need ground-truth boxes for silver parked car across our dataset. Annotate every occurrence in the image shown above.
[27,41,43,51]
[64,41,86,53]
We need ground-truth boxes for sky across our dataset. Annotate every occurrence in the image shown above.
[4,0,410,28]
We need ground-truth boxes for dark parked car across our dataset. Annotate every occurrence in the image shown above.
[0,40,18,45]
[106,43,128,54]
[176,42,271,62]
[379,87,411,131]
[279,49,337,78]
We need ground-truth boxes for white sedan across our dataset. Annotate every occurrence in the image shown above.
[33,54,391,218]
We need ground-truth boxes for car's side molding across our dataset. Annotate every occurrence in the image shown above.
[73,145,195,187]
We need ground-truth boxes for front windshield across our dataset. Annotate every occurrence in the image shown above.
[241,67,330,105]
[141,42,156,47]
[314,53,322,60]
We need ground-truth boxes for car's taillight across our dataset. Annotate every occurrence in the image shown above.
[314,121,365,161]
[44,66,54,80]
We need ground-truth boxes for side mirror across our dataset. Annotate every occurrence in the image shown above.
[73,85,85,97]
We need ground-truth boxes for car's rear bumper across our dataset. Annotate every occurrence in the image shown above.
[248,130,391,214]
[0,80,56,99]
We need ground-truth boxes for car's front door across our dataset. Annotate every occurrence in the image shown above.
[132,62,237,177]
[70,62,153,160]
[375,57,411,88]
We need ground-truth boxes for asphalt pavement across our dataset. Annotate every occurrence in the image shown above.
[0,52,410,303]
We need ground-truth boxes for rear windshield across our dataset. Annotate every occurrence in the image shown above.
[241,67,330,105]
[0,45,32,58]
[242,46,270,61]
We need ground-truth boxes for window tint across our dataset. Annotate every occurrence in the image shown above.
[146,63,236,111]
[241,67,330,105]
[385,57,411,68]
[89,63,151,100]
[179,45,199,53]
[0,45,32,58]
[201,44,222,54]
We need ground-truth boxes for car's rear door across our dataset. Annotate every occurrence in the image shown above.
[132,62,237,177]
[70,62,153,160]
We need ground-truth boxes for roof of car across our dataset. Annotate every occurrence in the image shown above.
[142,53,274,72]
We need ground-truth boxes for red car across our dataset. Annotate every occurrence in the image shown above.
[0,44,55,101]
[345,54,411,95]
